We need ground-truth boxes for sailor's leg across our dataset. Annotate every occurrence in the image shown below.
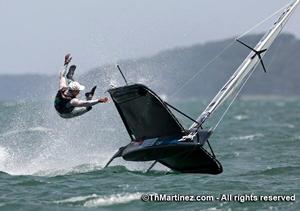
[71,107,92,117]
[66,65,76,81]
[59,107,92,119]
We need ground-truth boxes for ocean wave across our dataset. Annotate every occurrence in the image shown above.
[55,194,98,204]
[32,164,103,177]
[84,192,142,207]
[13,178,48,186]
[234,115,249,121]
[294,135,300,140]
[40,164,170,177]
[54,192,143,207]
[243,166,300,176]
[1,127,53,137]
[281,123,295,129]
[31,164,134,177]
[270,123,296,129]
[1,160,170,177]
[275,102,286,107]
[0,163,112,177]
[229,133,264,141]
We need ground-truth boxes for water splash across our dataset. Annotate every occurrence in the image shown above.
[0,146,9,169]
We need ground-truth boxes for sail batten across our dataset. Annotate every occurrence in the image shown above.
[190,0,300,129]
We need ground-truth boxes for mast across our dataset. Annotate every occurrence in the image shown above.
[190,0,300,130]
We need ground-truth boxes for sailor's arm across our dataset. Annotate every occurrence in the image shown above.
[59,66,68,89]
[70,97,108,107]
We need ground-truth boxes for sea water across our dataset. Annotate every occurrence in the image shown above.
[0,98,299,210]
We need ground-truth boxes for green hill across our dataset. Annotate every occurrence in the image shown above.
[82,33,300,99]
[0,33,299,101]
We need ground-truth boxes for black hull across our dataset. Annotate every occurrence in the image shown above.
[108,84,223,174]
[122,142,222,174]
[158,146,222,174]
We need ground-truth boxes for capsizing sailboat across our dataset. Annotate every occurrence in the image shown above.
[105,0,299,174]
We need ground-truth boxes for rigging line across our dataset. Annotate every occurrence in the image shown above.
[164,101,200,125]
[266,37,283,69]
[169,40,236,98]
[213,62,260,131]
[206,140,216,158]
[169,3,287,99]
[237,4,288,39]
[210,4,289,130]
[212,2,291,132]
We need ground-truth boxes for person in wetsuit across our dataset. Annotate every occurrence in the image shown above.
[54,54,108,118]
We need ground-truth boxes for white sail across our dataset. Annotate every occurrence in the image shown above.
[190,0,300,130]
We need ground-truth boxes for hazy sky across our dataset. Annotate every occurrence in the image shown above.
[0,0,299,74]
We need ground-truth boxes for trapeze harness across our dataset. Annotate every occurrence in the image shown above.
[54,87,75,114]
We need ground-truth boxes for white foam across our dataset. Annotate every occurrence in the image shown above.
[1,127,52,137]
[206,208,222,211]
[84,192,142,207]
[234,115,249,121]
[230,133,264,141]
[282,123,295,129]
[54,192,142,207]
[294,135,300,140]
[28,127,53,132]
[55,194,98,204]
[234,152,240,157]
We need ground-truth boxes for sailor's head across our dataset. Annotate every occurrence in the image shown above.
[68,81,85,96]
